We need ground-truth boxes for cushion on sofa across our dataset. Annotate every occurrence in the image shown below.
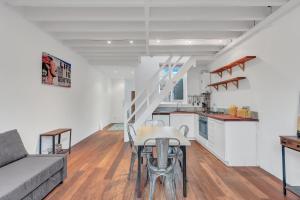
[0,129,28,167]
[0,156,64,200]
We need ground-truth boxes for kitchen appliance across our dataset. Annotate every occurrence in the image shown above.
[199,115,208,140]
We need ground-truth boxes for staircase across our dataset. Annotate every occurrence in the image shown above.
[124,56,196,141]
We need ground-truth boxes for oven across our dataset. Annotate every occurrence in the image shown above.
[199,115,208,140]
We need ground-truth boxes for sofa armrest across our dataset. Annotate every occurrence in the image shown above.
[28,154,68,179]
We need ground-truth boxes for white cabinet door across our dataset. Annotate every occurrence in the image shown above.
[170,114,196,139]
[214,120,225,161]
[194,114,200,140]
[152,114,170,126]
[207,118,225,161]
[207,119,215,150]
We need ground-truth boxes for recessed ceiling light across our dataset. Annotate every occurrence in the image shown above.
[129,40,134,44]
[186,40,192,45]
[107,40,112,44]
[156,40,161,43]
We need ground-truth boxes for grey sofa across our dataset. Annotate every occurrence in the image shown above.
[0,130,67,200]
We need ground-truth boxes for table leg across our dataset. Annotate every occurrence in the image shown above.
[181,146,187,198]
[58,134,61,144]
[69,130,72,154]
[39,135,42,154]
[52,136,55,154]
[136,146,143,198]
[282,145,287,196]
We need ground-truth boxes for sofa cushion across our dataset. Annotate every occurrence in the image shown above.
[0,129,28,167]
[0,156,64,200]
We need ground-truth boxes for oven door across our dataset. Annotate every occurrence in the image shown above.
[199,118,208,140]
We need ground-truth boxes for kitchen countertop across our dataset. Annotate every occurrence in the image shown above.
[206,114,259,122]
[152,111,200,115]
[152,111,259,121]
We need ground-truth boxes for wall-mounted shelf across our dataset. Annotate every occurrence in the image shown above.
[208,77,246,91]
[210,56,256,78]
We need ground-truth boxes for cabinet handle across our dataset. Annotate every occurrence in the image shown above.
[282,141,287,144]
[297,144,300,148]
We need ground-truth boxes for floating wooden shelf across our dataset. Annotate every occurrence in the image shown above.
[208,77,246,91]
[211,56,256,78]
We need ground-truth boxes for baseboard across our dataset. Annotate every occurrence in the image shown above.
[103,123,114,130]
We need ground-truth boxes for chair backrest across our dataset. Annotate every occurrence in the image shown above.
[144,120,165,127]
[179,125,189,138]
[127,124,136,148]
[144,138,180,170]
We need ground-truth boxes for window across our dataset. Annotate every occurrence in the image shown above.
[159,63,187,103]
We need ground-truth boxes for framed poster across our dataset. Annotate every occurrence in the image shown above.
[42,52,71,87]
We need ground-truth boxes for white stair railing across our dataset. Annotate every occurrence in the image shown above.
[124,56,196,141]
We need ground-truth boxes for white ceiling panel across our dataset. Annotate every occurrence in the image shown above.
[4,0,289,66]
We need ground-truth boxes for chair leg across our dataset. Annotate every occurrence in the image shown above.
[178,159,182,172]
[149,174,158,200]
[165,174,176,200]
[128,152,136,180]
[144,165,149,187]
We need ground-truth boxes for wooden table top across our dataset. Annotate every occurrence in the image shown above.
[134,126,191,146]
[41,128,71,136]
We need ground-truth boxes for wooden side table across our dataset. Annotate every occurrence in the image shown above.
[280,136,300,197]
[39,128,72,154]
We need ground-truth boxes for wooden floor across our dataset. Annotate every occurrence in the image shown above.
[45,129,299,200]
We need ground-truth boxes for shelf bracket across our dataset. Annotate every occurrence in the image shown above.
[213,85,219,91]
[232,80,239,88]
[226,68,232,75]
[239,63,245,71]
[217,72,222,78]
[222,83,228,90]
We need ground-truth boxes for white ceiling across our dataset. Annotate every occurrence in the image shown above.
[4,0,289,66]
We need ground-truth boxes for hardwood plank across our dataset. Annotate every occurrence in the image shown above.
[45,130,299,200]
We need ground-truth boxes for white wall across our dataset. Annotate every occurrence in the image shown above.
[134,56,167,94]
[207,3,300,185]
[0,3,112,153]
[110,79,125,123]
[187,67,201,96]
[124,79,135,107]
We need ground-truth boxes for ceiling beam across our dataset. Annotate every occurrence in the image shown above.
[73,45,223,53]
[38,21,145,32]
[19,7,270,22]
[62,40,146,47]
[81,51,217,58]
[150,21,253,32]
[53,31,242,40]
[7,0,288,7]
[38,21,253,32]
[53,32,146,40]
[150,31,243,39]
[150,7,270,21]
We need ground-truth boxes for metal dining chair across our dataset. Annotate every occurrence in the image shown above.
[127,124,153,180]
[144,138,180,200]
[178,125,189,138]
[178,125,189,172]
[144,119,165,127]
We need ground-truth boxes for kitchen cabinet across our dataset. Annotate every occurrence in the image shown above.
[200,118,258,166]
[208,118,225,161]
[152,114,170,126]
[170,113,198,139]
